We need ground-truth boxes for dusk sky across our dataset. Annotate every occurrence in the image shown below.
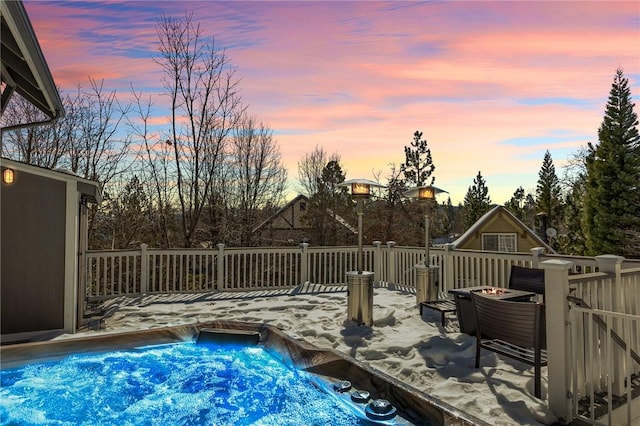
[23,1,640,204]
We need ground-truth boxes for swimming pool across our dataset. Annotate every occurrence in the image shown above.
[0,321,487,426]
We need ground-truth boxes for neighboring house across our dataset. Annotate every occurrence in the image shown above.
[1,1,101,342]
[252,194,310,245]
[253,194,357,246]
[452,205,554,254]
[433,235,459,247]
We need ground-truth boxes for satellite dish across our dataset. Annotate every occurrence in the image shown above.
[546,227,557,238]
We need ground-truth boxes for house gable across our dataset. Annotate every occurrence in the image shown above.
[253,194,358,246]
[253,194,309,233]
[453,205,553,253]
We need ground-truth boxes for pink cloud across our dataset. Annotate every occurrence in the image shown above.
[22,1,639,204]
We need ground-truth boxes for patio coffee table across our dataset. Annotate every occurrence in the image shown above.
[419,299,457,327]
[448,286,535,335]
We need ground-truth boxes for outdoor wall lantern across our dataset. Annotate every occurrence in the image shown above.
[403,185,447,266]
[2,168,15,185]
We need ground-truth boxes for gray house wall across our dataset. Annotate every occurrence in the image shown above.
[1,160,100,340]
[1,168,66,334]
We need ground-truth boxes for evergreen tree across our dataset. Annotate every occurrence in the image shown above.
[523,193,537,229]
[373,164,409,243]
[505,186,526,221]
[463,171,492,228]
[583,68,640,257]
[504,186,537,229]
[444,197,455,236]
[397,130,439,245]
[400,130,435,186]
[451,201,466,235]
[535,150,563,247]
[305,160,352,245]
[91,175,152,249]
[558,179,588,255]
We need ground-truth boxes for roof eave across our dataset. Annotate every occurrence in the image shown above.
[1,0,64,123]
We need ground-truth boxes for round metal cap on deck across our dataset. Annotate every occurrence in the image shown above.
[365,399,397,421]
[350,390,370,403]
[333,380,352,393]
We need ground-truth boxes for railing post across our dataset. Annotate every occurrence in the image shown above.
[386,241,396,285]
[595,254,626,396]
[140,243,148,295]
[372,241,382,284]
[530,247,545,268]
[541,259,573,423]
[596,254,625,312]
[299,242,309,284]
[443,243,455,293]
[217,243,225,291]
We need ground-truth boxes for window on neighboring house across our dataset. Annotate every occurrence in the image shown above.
[482,233,517,252]
[299,202,306,211]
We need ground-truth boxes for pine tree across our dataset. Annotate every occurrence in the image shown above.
[505,186,526,221]
[400,130,435,187]
[583,68,640,257]
[444,197,455,235]
[463,171,492,228]
[535,150,563,247]
[558,179,588,255]
[305,160,352,245]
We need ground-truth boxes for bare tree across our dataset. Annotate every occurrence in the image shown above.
[227,114,287,246]
[66,78,132,186]
[63,78,132,245]
[371,164,408,242]
[296,145,341,197]
[127,88,176,247]
[2,78,132,247]
[0,87,90,170]
[155,12,243,247]
[2,78,130,184]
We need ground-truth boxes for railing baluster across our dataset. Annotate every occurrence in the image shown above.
[170,254,174,292]
[117,255,122,295]
[152,253,157,293]
[101,255,107,296]
[124,255,129,294]
[228,253,233,289]
[165,254,170,292]
[133,254,138,294]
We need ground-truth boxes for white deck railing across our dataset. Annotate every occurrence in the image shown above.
[85,243,640,424]
[543,257,640,425]
[569,307,640,425]
[86,242,620,299]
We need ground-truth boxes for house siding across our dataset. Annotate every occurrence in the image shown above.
[255,196,309,245]
[455,207,548,253]
[1,169,66,334]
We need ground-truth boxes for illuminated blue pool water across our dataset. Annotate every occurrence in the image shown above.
[0,341,383,425]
